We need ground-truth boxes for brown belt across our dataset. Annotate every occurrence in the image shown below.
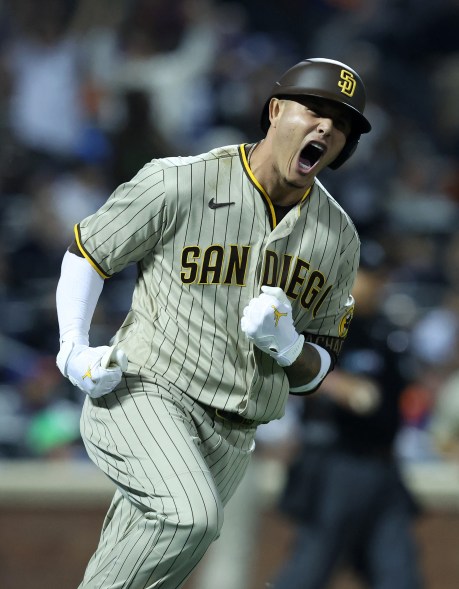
[196,401,262,427]
[214,408,266,427]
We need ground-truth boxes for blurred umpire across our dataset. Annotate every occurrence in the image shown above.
[273,241,424,589]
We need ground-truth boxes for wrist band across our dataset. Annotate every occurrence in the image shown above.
[56,340,76,377]
[289,342,331,393]
[274,334,305,367]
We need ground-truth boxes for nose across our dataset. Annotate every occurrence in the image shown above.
[317,117,334,135]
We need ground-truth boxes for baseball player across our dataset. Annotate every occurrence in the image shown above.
[55,58,371,589]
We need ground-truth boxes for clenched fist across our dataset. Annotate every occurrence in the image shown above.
[57,342,128,398]
[241,286,304,367]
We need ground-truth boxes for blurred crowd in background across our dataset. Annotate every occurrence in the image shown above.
[0,0,459,462]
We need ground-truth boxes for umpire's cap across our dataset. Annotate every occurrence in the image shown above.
[260,58,372,169]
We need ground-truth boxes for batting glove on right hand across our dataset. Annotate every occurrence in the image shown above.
[56,342,128,398]
[241,286,304,367]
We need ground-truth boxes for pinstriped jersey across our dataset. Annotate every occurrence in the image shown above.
[75,144,360,423]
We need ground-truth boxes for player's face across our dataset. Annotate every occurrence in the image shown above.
[269,97,351,187]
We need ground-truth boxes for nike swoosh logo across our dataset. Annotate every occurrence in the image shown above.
[208,198,235,209]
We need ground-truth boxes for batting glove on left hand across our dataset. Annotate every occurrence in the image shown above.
[241,286,304,367]
[57,342,128,398]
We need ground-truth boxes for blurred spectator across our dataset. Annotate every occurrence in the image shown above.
[0,353,83,458]
[271,242,424,589]
[395,369,442,464]
[1,0,89,161]
[108,0,220,149]
[429,369,459,460]
[410,294,459,371]
[109,89,176,186]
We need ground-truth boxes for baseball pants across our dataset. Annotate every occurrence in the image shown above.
[78,373,256,589]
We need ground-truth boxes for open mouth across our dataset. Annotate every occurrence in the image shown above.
[298,142,326,173]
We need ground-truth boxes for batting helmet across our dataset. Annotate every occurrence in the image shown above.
[260,58,372,169]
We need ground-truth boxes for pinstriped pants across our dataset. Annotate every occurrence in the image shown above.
[78,373,257,589]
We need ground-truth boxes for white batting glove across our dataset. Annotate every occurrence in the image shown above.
[241,286,304,367]
[56,342,128,398]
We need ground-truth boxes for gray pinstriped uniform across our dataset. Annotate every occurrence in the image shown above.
[74,143,359,588]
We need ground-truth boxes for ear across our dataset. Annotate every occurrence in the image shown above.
[268,98,283,128]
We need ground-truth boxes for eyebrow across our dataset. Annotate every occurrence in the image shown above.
[298,98,352,127]
[301,98,347,117]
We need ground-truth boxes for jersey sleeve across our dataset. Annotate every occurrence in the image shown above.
[75,162,167,277]
[302,233,360,367]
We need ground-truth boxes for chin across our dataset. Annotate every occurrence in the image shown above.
[285,176,311,189]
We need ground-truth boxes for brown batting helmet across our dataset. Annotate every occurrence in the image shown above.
[260,58,372,169]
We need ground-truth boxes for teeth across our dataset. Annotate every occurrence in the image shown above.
[299,161,311,171]
[309,142,325,152]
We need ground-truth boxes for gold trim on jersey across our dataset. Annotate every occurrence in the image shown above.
[297,185,312,213]
[239,144,312,226]
[74,224,111,279]
[240,144,277,227]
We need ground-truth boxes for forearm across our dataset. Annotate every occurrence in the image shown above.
[56,250,104,344]
[56,250,128,398]
[284,342,331,394]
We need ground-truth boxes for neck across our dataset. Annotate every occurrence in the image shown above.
[248,140,314,206]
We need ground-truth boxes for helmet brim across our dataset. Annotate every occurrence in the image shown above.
[261,93,371,136]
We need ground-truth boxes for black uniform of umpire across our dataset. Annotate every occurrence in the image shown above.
[273,252,424,589]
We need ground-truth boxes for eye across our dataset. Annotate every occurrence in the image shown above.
[334,117,351,136]
[306,106,320,117]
